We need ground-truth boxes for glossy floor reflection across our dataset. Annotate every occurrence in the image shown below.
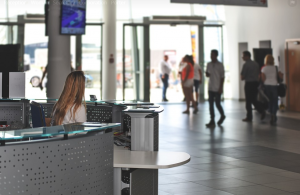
[158,101,300,195]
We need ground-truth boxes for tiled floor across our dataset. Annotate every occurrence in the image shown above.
[158,101,300,195]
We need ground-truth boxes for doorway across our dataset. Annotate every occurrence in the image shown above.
[122,17,224,102]
[121,24,148,101]
[150,25,194,103]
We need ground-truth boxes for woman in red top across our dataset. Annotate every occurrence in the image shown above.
[182,55,198,114]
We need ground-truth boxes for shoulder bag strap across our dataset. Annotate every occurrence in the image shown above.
[275,66,281,84]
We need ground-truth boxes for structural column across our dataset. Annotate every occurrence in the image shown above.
[47,0,71,99]
[102,0,117,100]
[198,25,205,101]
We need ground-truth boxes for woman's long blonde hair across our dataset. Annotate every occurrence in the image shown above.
[51,71,86,125]
[265,54,275,65]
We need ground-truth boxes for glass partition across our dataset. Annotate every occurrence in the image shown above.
[22,23,103,101]
[0,122,120,141]
[24,23,48,99]
[121,23,150,102]
[0,0,7,21]
[81,25,102,100]
[0,25,19,44]
[122,25,134,100]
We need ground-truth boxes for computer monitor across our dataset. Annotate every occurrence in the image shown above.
[0,44,19,73]
[0,44,20,98]
[60,0,87,35]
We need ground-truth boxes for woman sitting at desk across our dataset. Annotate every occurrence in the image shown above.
[51,71,87,125]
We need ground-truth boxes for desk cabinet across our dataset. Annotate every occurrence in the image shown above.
[0,123,119,195]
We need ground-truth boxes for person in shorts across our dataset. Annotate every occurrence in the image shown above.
[181,55,198,114]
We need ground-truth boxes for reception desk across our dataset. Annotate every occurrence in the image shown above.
[0,99,153,131]
[0,122,120,195]
[112,106,192,195]
[0,99,190,195]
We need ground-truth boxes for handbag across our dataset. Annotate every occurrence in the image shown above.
[257,83,269,110]
[275,67,287,97]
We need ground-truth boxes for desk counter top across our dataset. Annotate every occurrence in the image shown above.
[123,105,164,114]
[114,149,190,169]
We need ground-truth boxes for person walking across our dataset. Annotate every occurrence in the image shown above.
[181,55,198,114]
[193,62,202,105]
[241,51,266,122]
[160,55,172,102]
[206,50,226,127]
[261,54,283,125]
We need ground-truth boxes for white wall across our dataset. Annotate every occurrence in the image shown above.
[224,0,300,99]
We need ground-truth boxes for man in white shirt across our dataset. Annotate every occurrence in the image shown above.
[160,55,172,101]
[206,50,226,127]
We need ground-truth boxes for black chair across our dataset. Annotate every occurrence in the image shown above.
[30,101,46,128]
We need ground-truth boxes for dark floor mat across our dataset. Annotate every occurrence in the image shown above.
[226,112,300,131]
[209,145,300,173]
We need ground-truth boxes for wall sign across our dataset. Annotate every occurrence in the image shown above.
[171,0,268,7]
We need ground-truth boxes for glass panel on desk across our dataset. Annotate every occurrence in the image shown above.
[0,123,120,141]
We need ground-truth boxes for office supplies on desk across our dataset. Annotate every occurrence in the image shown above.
[137,105,160,108]
[90,95,97,101]
[80,122,104,127]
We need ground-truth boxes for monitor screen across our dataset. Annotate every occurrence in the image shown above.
[60,0,86,35]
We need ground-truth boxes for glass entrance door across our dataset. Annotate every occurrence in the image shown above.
[122,24,150,101]
[122,21,224,103]
[150,25,197,103]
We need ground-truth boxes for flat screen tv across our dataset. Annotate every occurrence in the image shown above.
[60,0,86,35]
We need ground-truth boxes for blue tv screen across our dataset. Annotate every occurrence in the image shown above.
[61,0,86,35]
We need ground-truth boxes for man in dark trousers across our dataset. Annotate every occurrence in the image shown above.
[160,55,171,102]
[241,51,266,122]
[205,50,226,127]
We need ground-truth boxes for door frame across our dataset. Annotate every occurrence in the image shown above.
[285,39,300,111]
[122,23,150,101]
[122,17,224,102]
